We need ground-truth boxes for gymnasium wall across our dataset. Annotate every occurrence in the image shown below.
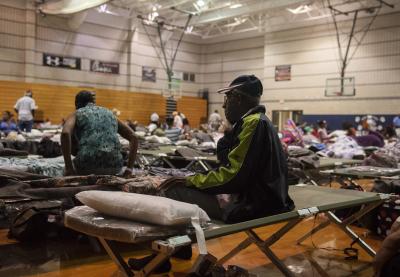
[0,80,207,128]
[0,0,202,96]
[200,36,265,117]
[1,1,399,124]
[263,11,400,116]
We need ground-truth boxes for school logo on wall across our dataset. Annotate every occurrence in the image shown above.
[275,65,291,81]
[43,53,81,70]
[90,60,119,74]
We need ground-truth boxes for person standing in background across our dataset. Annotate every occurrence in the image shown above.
[14,90,37,132]
[172,111,183,129]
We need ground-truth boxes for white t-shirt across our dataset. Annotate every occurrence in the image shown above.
[173,115,183,129]
[14,96,36,121]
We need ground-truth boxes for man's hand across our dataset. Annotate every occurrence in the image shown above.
[159,177,187,191]
[373,248,393,277]
[122,168,133,178]
[390,217,400,234]
[373,220,400,277]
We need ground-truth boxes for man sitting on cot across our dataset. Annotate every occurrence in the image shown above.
[128,75,295,273]
[61,91,138,177]
[162,75,294,223]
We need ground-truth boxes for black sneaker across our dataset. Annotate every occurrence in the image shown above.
[128,254,172,274]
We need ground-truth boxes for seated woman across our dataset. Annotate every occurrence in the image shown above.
[61,91,138,176]
[0,111,18,135]
[317,120,334,143]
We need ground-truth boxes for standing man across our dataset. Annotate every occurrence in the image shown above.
[14,90,37,132]
[172,111,183,129]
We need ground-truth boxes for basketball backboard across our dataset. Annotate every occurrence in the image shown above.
[325,77,355,97]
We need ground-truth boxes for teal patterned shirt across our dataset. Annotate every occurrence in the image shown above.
[73,103,123,175]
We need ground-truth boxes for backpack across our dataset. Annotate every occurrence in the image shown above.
[8,202,62,242]
[37,137,62,158]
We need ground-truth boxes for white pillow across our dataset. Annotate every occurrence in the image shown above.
[76,191,210,226]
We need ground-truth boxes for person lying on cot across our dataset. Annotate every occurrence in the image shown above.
[373,216,400,277]
[161,75,295,223]
[61,90,138,177]
[343,122,384,148]
[128,75,295,274]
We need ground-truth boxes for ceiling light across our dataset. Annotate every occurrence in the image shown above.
[185,25,193,33]
[148,11,158,21]
[287,5,312,14]
[230,3,242,9]
[97,4,108,13]
[196,0,205,7]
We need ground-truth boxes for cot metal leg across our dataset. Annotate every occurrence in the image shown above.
[341,201,383,225]
[303,251,330,277]
[297,220,331,244]
[326,211,376,257]
[184,160,196,170]
[185,160,211,172]
[217,237,253,265]
[246,229,295,277]
[98,237,133,277]
[263,218,303,247]
[218,218,302,267]
[197,160,210,171]
[162,157,176,169]
[137,253,170,277]
[297,201,383,245]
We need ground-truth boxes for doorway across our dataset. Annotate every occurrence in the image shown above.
[272,110,303,131]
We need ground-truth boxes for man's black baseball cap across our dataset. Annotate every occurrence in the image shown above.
[217,75,263,97]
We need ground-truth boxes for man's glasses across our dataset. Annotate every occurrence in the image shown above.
[223,89,245,104]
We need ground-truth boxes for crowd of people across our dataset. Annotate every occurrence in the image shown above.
[281,117,399,153]
[1,76,400,277]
